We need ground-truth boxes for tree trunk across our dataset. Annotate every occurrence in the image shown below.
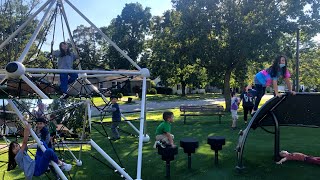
[224,69,232,111]
[181,81,186,97]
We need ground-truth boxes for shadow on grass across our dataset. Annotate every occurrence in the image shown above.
[2,114,320,180]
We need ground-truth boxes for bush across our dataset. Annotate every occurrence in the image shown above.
[117,93,123,99]
[148,88,157,94]
[155,87,173,95]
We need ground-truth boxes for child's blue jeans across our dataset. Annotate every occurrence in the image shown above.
[34,148,59,176]
[253,84,266,111]
[60,73,78,93]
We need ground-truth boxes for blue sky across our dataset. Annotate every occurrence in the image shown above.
[37,0,173,51]
[33,0,319,51]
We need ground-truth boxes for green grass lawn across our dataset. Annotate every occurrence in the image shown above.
[2,106,320,180]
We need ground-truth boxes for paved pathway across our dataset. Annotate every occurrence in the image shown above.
[91,95,273,116]
[91,98,224,116]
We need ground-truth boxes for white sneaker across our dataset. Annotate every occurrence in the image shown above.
[60,162,72,171]
[153,141,159,149]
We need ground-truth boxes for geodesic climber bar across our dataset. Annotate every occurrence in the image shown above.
[0,0,150,179]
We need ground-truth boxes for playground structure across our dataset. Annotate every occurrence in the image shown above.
[236,93,320,170]
[0,0,150,179]
[1,99,90,166]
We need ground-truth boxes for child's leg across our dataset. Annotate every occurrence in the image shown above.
[59,73,68,93]
[253,85,266,111]
[243,106,248,122]
[111,121,120,139]
[305,156,320,165]
[156,134,169,144]
[34,149,59,176]
[68,73,78,84]
[231,110,237,128]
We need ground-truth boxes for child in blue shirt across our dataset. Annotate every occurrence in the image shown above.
[107,96,121,140]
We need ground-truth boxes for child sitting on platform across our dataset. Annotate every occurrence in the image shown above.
[154,111,175,148]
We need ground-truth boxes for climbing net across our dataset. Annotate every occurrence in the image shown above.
[0,0,150,179]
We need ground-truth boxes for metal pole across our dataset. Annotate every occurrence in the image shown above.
[271,112,280,161]
[0,0,53,50]
[8,100,68,180]
[90,139,133,180]
[26,68,142,75]
[166,161,170,178]
[136,77,147,180]
[188,154,191,169]
[87,100,92,132]
[17,0,56,63]
[64,0,142,70]
[78,100,90,161]
[21,75,49,98]
[121,114,140,135]
[295,28,300,92]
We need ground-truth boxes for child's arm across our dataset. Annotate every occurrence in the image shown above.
[165,132,174,146]
[239,94,243,104]
[276,157,287,164]
[284,78,296,94]
[20,124,31,152]
[272,80,281,97]
[106,107,117,112]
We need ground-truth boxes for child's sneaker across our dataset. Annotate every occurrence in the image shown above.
[155,141,166,148]
[153,141,159,149]
[60,162,72,171]
[159,141,166,148]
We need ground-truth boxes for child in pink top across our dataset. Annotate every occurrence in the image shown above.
[252,55,295,114]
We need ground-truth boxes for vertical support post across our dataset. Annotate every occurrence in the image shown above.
[271,112,280,161]
[17,0,56,63]
[8,100,68,180]
[295,27,300,92]
[188,153,191,169]
[136,77,147,180]
[78,100,90,161]
[214,150,219,165]
[166,161,170,178]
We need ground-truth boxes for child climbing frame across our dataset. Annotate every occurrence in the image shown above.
[0,0,150,179]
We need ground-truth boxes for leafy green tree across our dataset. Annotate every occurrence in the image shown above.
[171,0,320,110]
[73,25,104,69]
[299,48,320,90]
[102,3,152,69]
[149,10,208,96]
[0,0,43,68]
